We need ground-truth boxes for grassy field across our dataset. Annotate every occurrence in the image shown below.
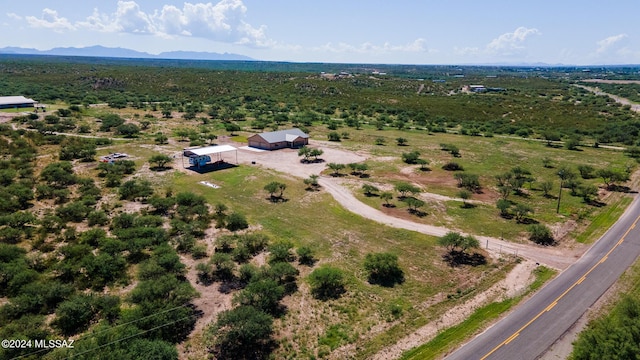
[169,164,519,358]
[574,196,633,244]
[0,106,35,113]
[320,127,631,242]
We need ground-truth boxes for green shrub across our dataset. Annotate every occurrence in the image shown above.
[528,224,554,245]
[308,266,346,300]
[226,212,249,232]
[364,252,404,287]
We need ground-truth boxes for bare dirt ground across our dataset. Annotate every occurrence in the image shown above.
[179,255,233,336]
[233,139,368,178]
[0,112,19,123]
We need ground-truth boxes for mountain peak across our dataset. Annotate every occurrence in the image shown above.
[0,45,254,61]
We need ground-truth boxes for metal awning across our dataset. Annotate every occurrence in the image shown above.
[183,145,237,157]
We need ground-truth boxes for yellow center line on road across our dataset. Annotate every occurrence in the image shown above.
[504,333,519,345]
[479,215,640,360]
[544,301,558,312]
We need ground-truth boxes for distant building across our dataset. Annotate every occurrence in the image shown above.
[247,128,309,150]
[0,96,37,109]
[469,85,487,92]
[462,85,487,93]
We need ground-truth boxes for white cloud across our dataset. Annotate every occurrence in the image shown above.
[596,34,627,53]
[7,13,22,20]
[453,27,539,60]
[112,1,156,34]
[78,8,120,33]
[487,27,540,53]
[25,1,271,47]
[316,38,432,54]
[25,8,75,32]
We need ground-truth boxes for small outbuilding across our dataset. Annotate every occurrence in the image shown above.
[0,96,37,109]
[247,128,309,150]
[182,145,238,169]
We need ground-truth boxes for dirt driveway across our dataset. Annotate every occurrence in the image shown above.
[207,138,577,270]
[230,140,367,178]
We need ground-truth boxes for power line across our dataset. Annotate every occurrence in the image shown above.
[67,314,197,359]
[9,302,198,360]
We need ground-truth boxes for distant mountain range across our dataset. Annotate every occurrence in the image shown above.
[0,45,254,61]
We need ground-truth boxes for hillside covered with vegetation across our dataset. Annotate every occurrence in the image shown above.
[1,56,640,359]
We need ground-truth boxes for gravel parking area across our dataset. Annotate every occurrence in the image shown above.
[231,140,367,178]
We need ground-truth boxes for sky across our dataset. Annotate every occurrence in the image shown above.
[2,0,640,65]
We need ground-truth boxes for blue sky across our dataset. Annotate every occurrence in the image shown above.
[2,0,639,65]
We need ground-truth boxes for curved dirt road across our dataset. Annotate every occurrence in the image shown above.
[576,84,640,112]
[318,177,576,269]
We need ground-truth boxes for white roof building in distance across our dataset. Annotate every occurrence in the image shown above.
[0,96,37,109]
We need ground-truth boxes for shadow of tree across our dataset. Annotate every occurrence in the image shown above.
[300,158,325,164]
[517,217,539,225]
[267,195,289,203]
[368,272,405,288]
[587,199,606,207]
[408,208,427,217]
[443,250,487,267]
[311,285,345,301]
[609,185,637,193]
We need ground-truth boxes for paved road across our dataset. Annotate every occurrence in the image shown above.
[445,193,640,360]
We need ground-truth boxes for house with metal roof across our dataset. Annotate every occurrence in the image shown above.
[0,96,37,109]
[247,128,309,150]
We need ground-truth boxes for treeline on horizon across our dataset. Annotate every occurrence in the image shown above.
[2,54,640,145]
[2,53,640,78]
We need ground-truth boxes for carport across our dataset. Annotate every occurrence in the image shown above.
[182,145,238,168]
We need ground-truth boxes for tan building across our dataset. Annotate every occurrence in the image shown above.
[247,128,309,150]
